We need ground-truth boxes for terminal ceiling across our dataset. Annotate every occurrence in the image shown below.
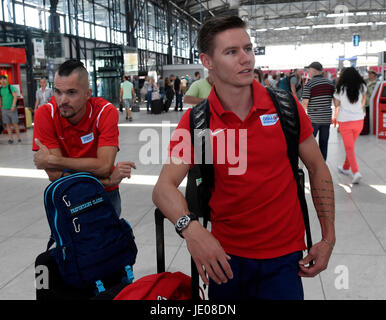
[169,0,386,46]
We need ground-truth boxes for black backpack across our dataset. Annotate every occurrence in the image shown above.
[185,87,312,251]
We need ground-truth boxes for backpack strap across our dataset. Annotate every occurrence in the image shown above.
[265,87,313,253]
[188,99,212,300]
[189,98,213,228]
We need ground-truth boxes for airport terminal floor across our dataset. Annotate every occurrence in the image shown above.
[0,102,386,300]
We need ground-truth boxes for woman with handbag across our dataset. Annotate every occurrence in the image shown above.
[143,76,153,113]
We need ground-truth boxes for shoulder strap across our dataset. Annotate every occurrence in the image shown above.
[266,88,300,178]
[189,98,213,227]
[265,87,313,253]
[8,85,12,95]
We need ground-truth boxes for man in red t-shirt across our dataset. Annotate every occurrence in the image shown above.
[32,60,136,216]
[153,16,335,300]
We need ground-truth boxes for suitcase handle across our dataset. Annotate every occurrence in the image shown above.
[155,208,201,300]
[155,208,165,274]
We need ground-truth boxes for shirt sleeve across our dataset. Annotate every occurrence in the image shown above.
[32,105,60,151]
[169,109,193,166]
[302,83,311,100]
[96,105,119,149]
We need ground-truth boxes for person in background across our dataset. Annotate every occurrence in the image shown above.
[193,71,201,83]
[253,69,264,85]
[0,75,22,144]
[158,76,165,101]
[279,72,291,91]
[174,75,183,111]
[332,67,367,184]
[290,69,303,101]
[302,62,335,161]
[120,75,136,121]
[183,71,214,105]
[181,76,188,95]
[362,70,378,135]
[143,76,153,113]
[34,77,53,111]
[163,77,174,112]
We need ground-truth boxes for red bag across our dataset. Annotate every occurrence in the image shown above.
[114,272,192,300]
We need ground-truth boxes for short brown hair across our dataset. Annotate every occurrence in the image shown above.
[197,16,246,56]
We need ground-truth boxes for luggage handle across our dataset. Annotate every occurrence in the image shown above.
[155,208,201,300]
[155,208,165,274]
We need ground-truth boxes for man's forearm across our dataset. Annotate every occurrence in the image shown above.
[309,164,336,244]
[46,154,112,177]
[153,181,190,224]
[184,95,204,105]
[302,99,309,110]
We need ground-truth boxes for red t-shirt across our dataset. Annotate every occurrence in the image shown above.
[32,96,119,191]
[169,80,313,259]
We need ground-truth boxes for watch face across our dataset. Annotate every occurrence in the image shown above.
[176,215,190,231]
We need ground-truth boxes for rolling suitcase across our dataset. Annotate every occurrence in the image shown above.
[150,99,163,114]
[154,208,201,300]
[131,103,140,112]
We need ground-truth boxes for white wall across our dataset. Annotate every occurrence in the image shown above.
[254,40,385,70]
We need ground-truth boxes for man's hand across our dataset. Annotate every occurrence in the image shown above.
[34,138,53,169]
[298,240,334,277]
[109,161,136,186]
[183,221,233,286]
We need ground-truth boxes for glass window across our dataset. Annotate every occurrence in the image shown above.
[60,15,66,33]
[95,25,106,42]
[94,4,109,27]
[3,0,14,23]
[25,6,40,29]
[78,21,85,37]
[84,22,91,38]
[15,4,24,25]
[83,1,94,23]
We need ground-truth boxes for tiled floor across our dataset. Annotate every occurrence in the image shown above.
[0,104,385,300]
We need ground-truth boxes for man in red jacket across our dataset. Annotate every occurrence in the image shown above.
[32,59,135,216]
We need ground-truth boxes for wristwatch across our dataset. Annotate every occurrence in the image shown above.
[175,212,198,238]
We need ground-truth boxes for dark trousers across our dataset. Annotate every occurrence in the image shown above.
[208,251,304,300]
[175,93,183,110]
[312,123,330,161]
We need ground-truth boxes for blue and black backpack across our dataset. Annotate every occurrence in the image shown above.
[43,172,137,293]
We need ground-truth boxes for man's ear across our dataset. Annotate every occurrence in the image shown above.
[200,53,213,71]
[86,88,92,99]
